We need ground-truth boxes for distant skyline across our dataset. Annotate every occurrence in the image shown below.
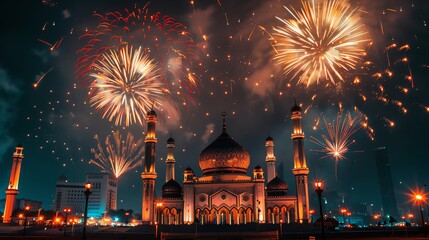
[0,0,428,214]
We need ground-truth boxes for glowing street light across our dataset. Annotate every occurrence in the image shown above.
[63,208,71,237]
[82,182,92,240]
[23,206,30,236]
[340,208,348,226]
[414,194,426,237]
[314,180,326,240]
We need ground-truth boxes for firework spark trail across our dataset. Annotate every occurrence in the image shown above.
[75,4,203,105]
[271,0,370,86]
[311,111,363,178]
[34,67,54,88]
[89,46,169,127]
[90,131,144,179]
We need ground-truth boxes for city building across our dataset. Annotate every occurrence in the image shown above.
[53,175,86,214]
[374,147,399,218]
[142,103,311,225]
[86,173,118,218]
[53,173,117,217]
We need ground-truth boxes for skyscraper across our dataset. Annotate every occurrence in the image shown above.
[374,147,399,217]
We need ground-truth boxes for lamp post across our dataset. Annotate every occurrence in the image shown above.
[314,180,326,240]
[415,194,426,237]
[63,208,71,237]
[279,219,283,239]
[23,206,30,236]
[82,182,92,240]
[340,208,347,227]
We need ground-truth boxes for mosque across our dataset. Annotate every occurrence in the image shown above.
[141,103,311,225]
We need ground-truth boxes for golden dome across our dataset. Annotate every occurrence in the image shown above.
[199,130,250,175]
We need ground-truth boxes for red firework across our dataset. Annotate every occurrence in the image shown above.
[75,3,203,104]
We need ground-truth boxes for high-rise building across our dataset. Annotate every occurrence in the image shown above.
[53,175,86,214]
[374,147,399,217]
[3,144,25,223]
[53,173,117,217]
[86,173,117,217]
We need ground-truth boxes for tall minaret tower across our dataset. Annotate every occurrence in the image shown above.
[165,137,176,182]
[141,109,157,224]
[291,101,310,223]
[3,144,24,223]
[265,136,276,183]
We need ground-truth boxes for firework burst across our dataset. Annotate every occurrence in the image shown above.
[89,46,168,126]
[311,111,363,178]
[75,3,202,105]
[90,131,144,179]
[272,0,370,86]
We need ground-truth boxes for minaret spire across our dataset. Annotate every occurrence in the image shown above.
[141,109,158,224]
[3,144,24,223]
[291,101,310,223]
[165,136,176,182]
[221,112,227,133]
[265,136,277,182]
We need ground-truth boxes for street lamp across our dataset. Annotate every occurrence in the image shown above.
[314,180,326,240]
[346,212,352,227]
[23,206,30,236]
[82,182,92,240]
[415,194,426,237]
[340,208,348,226]
[63,208,71,237]
[279,219,283,239]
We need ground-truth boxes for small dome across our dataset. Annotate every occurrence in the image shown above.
[267,176,288,197]
[147,109,157,116]
[16,143,23,148]
[184,167,194,173]
[266,136,273,142]
[253,165,263,172]
[291,104,302,113]
[162,179,182,199]
[167,137,175,144]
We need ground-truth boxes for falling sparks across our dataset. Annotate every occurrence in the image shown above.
[90,131,144,179]
[311,111,363,178]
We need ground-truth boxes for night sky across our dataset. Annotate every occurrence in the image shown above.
[0,0,428,214]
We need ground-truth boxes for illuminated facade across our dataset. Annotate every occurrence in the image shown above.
[141,109,158,224]
[3,144,24,223]
[148,104,310,225]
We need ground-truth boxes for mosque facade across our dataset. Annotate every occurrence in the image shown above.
[141,104,310,225]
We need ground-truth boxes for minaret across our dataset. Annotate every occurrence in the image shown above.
[165,137,176,182]
[141,109,157,224]
[291,101,310,223]
[3,144,24,223]
[265,136,277,182]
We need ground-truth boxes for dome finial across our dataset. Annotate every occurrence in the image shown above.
[221,112,227,133]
